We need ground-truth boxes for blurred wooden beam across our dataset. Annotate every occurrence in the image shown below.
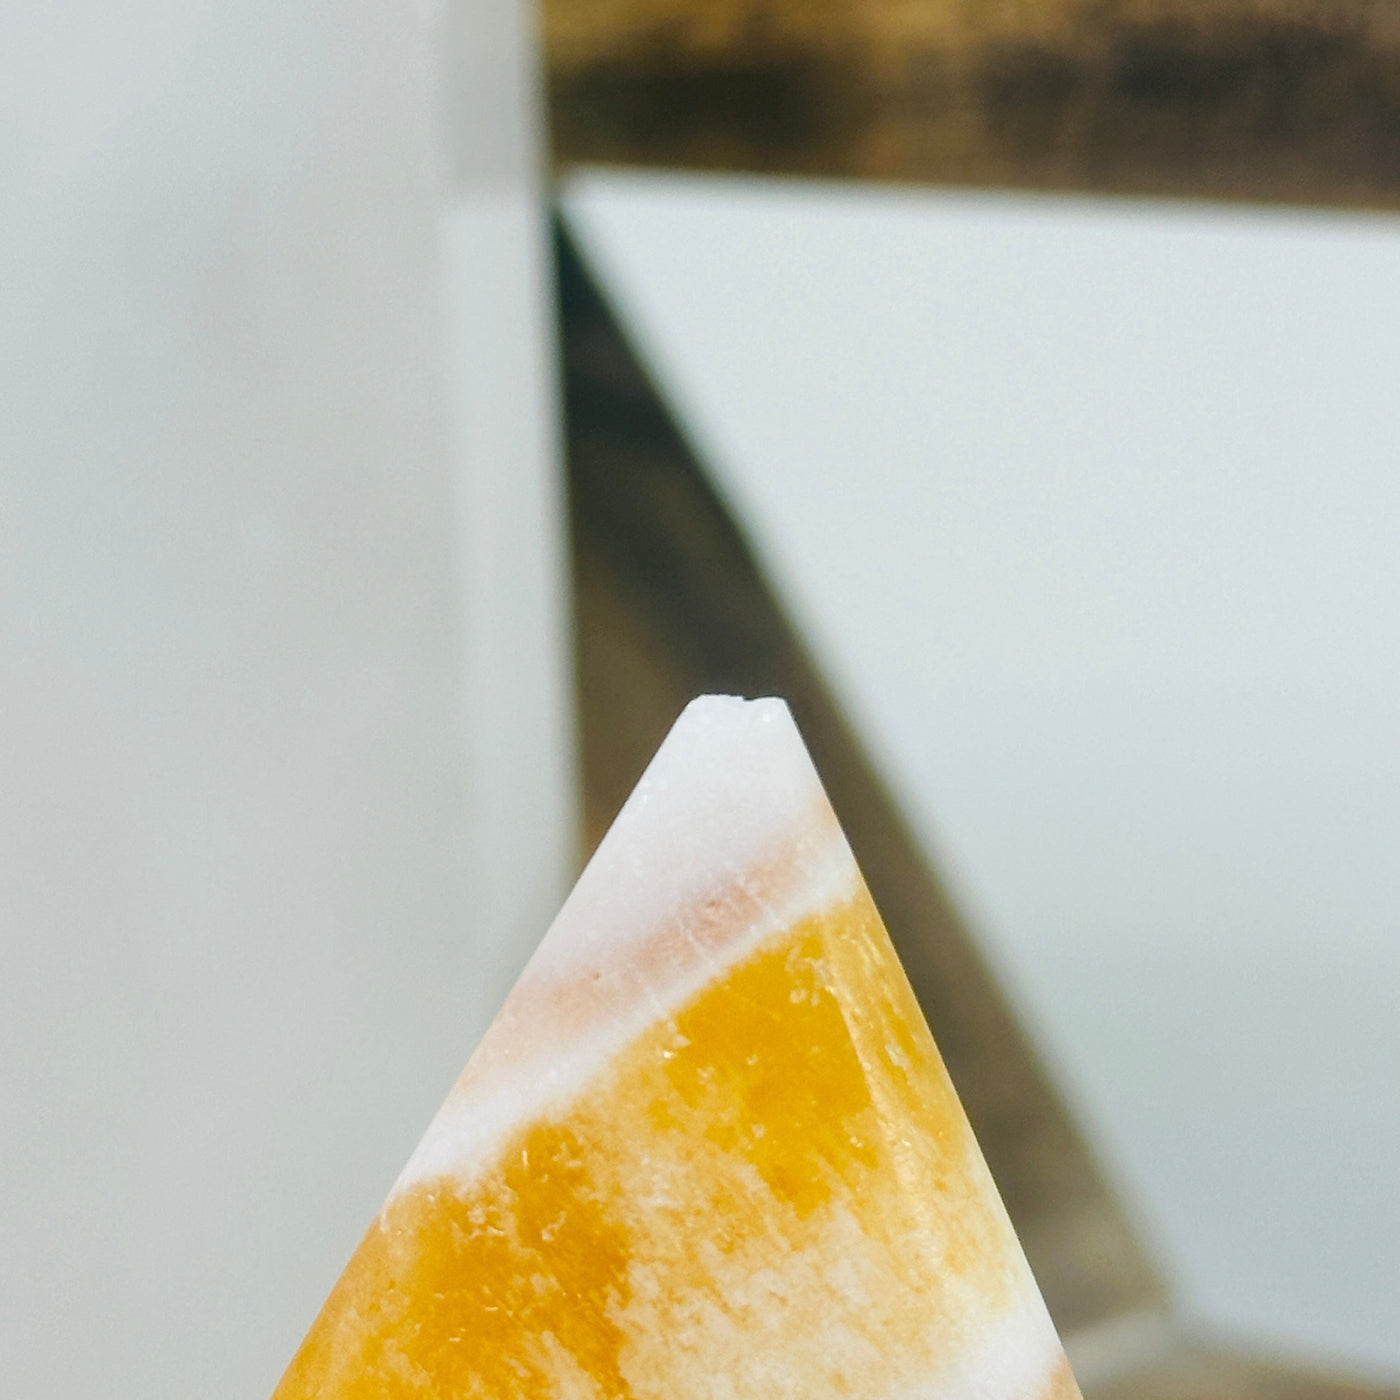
[546,0,1400,208]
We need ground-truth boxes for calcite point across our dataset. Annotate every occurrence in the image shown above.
[274,695,1081,1400]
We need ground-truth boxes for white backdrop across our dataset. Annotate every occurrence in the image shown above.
[1,3,571,1395]
[565,172,1400,1381]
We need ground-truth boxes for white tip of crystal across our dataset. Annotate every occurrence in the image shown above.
[394,695,860,1195]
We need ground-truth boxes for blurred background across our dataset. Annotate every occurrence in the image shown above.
[2,1,1397,1397]
[563,171,1400,1376]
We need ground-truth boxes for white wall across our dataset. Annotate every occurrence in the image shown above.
[564,172,1400,1381]
[0,3,571,1396]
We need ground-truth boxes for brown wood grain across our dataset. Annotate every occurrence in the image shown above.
[545,0,1400,207]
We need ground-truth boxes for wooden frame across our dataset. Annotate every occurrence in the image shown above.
[547,0,1400,208]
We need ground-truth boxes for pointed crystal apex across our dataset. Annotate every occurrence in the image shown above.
[274,696,1080,1400]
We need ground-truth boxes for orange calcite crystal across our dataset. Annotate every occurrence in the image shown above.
[273,696,1081,1400]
